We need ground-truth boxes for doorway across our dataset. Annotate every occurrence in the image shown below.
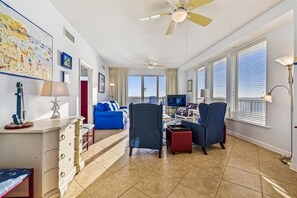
[79,60,93,124]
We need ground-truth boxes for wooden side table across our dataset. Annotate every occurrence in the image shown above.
[166,125,192,154]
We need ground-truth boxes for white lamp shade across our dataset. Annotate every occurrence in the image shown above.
[261,94,272,102]
[40,81,69,96]
[275,55,294,66]
[200,89,210,98]
[109,83,115,87]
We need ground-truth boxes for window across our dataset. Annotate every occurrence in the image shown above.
[212,58,227,102]
[197,67,205,102]
[128,75,165,104]
[231,41,267,125]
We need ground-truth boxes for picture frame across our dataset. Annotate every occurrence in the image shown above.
[98,73,105,93]
[61,52,72,69]
[62,71,70,83]
[0,0,53,80]
[187,80,192,92]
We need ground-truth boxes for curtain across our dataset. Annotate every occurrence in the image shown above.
[166,69,177,95]
[109,68,128,106]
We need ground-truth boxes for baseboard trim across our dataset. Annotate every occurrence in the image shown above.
[227,129,290,156]
[290,163,297,172]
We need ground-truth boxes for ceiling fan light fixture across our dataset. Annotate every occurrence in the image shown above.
[172,8,187,23]
[148,65,154,69]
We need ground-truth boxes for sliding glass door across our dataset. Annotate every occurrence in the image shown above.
[128,76,142,104]
[144,76,157,103]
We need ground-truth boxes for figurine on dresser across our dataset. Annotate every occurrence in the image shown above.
[5,82,33,129]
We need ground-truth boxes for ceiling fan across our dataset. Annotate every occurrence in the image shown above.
[139,0,213,35]
[142,61,166,69]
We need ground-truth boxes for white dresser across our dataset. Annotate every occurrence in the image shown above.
[0,117,85,198]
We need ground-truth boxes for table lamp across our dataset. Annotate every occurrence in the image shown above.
[200,89,210,103]
[40,81,69,119]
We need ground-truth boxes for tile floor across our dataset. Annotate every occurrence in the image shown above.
[62,129,297,198]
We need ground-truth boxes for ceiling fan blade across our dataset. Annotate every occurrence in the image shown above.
[187,12,212,26]
[187,0,213,10]
[166,21,177,35]
[139,13,171,21]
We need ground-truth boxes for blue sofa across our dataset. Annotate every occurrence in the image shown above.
[94,101,128,129]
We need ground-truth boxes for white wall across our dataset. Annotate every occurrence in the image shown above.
[0,0,108,127]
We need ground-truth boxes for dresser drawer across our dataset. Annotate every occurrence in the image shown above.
[44,149,59,172]
[44,131,59,152]
[44,168,59,194]
[59,124,75,149]
[59,139,75,166]
[59,152,75,181]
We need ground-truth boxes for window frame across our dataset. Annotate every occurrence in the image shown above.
[211,57,227,103]
[196,66,206,102]
[232,39,267,126]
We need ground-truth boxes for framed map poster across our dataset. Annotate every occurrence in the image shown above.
[0,0,53,80]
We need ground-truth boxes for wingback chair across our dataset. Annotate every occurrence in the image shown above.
[129,103,163,158]
[148,96,158,104]
[181,102,227,155]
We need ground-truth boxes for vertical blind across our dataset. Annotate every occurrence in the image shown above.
[232,41,267,125]
[212,58,227,102]
[197,67,205,100]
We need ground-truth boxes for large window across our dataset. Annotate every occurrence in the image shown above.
[197,67,206,102]
[128,75,166,104]
[212,58,227,102]
[232,41,267,125]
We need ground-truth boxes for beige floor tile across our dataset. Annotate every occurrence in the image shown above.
[106,155,132,173]
[86,163,150,198]
[227,154,260,174]
[168,184,210,198]
[110,139,129,155]
[258,147,281,164]
[223,167,261,192]
[73,191,91,198]
[94,150,120,164]
[215,180,262,198]
[97,155,122,169]
[260,161,297,184]
[135,172,180,198]
[262,175,297,198]
[62,180,83,198]
[180,168,221,197]
[152,160,192,179]
[120,187,151,198]
[82,145,105,162]
[75,163,107,189]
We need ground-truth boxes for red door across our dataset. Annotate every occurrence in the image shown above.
[81,81,88,123]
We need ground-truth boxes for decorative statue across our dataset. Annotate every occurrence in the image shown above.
[5,82,33,129]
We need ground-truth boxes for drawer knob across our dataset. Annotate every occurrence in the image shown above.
[69,157,71,161]
[60,154,65,160]
[60,172,65,177]
[60,135,65,141]
[69,142,72,146]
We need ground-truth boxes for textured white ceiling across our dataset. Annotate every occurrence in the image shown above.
[50,0,282,69]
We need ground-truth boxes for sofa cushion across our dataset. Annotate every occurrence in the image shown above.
[104,101,114,111]
[111,103,118,111]
[97,103,106,111]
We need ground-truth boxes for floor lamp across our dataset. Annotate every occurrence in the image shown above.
[262,55,296,165]
[109,83,115,100]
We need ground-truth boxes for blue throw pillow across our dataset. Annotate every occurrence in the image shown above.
[104,102,114,111]
[97,103,106,111]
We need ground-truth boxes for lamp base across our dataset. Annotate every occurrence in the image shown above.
[281,156,292,165]
[50,96,61,119]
